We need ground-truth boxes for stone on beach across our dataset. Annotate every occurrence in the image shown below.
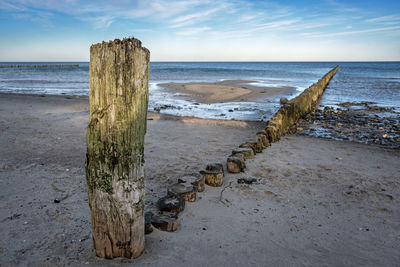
[280,97,288,104]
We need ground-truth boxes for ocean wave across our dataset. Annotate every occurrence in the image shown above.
[0,79,88,84]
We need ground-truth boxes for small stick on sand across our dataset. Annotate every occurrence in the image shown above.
[219,181,233,206]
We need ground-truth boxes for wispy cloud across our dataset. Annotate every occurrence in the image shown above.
[1,0,400,61]
[256,19,301,30]
[120,0,205,20]
[177,26,211,36]
[0,0,208,27]
[300,26,400,38]
[81,15,115,30]
[0,0,25,11]
[237,14,257,23]
[324,0,363,14]
[169,7,221,28]
[366,14,400,25]
[171,7,220,24]
[12,10,53,23]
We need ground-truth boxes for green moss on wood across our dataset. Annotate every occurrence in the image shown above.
[266,66,339,143]
[85,37,150,195]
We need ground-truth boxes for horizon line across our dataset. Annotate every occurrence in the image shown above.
[1,60,400,63]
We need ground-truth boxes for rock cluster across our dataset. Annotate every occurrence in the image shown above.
[295,104,400,148]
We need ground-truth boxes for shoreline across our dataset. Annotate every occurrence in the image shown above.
[0,92,264,124]
[1,93,399,148]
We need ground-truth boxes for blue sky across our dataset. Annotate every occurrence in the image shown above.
[0,0,399,61]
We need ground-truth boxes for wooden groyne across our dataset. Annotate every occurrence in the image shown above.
[266,65,339,143]
[227,65,339,173]
[0,64,79,68]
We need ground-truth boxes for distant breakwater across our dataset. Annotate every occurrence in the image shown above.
[226,65,339,173]
[266,65,339,143]
[0,64,79,68]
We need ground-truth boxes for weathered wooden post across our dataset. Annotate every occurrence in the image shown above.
[85,38,150,259]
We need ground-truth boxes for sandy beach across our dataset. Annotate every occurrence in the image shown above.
[158,80,296,104]
[1,93,399,266]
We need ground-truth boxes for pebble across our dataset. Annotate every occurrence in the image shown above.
[237,178,257,184]
[295,103,400,148]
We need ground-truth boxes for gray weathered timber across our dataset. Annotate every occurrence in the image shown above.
[85,38,150,259]
[226,66,339,174]
[266,66,339,143]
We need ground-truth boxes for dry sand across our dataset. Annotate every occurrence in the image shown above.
[158,80,295,104]
[0,93,399,266]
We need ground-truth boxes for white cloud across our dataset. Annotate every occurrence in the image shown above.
[177,26,211,36]
[0,0,26,11]
[237,14,256,22]
[300,26,400,38]
[82,15,115,29]
[171,7,220,24]
[168,4,228,28]
[1,0,208,24]
[256,19,301,30]
[366,14,400,25]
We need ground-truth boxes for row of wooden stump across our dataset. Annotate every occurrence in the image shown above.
[227,130,270,173]
[146,131,271,234]
[145,163,225,233]
[145,66,340,236]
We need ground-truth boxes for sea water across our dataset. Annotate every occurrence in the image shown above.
[0,62,399,121]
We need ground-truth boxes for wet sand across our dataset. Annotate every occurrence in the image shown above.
[0,93,399,266]
[158,80,296,104]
